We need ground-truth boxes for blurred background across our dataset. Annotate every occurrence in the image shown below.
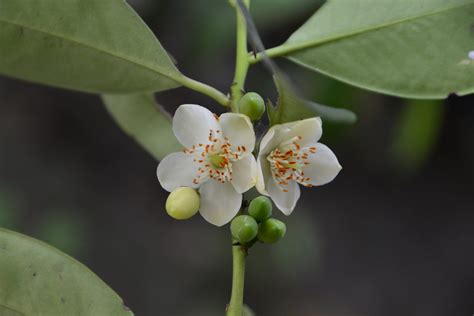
[1,0,473,315]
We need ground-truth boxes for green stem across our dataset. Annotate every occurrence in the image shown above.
[226,244,247,316]
[248,45,287,64]
[226,2,252,311]
[230,0,251,111]
[177,75,231,107]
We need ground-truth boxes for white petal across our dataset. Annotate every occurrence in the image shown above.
[231,155,257,194]
[199,181,242,226]
[259,126,278,156]
[303,143,342,186]
[157,152,199,192]
[266,178,300,215]
[286,117,322,147]
[219,113,255,152]
[255,156,270,195]
[259,118,322,155]
[173,104,220,148]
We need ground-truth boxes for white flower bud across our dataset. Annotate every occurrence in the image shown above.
[469,51,474,60]
[165,187,200,220]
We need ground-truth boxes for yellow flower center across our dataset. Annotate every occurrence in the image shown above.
[182,129,248,185]
[209,154,229,169]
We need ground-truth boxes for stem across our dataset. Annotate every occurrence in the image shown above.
[248,45,287,64]
[176,75,231,107]
[230,0,251,111]
[226,244,247,316]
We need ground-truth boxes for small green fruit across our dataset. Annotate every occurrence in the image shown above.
[238,92,265,121]
[165,187,200,220]
[257,219,286,244]
[230,215,258,244]
[248,196,272,222]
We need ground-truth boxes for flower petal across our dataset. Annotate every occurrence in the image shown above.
[303,143,342,186]
[266,178,300,215]
[231,155,257,194]
[287,117,322,147]
[255,156,270,195]
[199,181,242,226]
[259,126,278,156]
[157,152,199,192]
[219,113,255,152]
[259,118,322,155]
[173,104,220,148]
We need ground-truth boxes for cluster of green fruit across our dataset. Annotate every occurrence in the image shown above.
[230,196,286,245]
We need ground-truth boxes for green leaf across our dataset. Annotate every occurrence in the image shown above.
[268,74,357,125]
[267,0,474,99]
[0,228,133,316]
[391,99,444,170]
[0,0,181,94]
[102,94,181,161]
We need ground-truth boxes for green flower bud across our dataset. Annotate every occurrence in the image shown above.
[257,218,286,244]
[230,215,258,244]
[248,196,272,222]
[238,92,265,121]
[165,187,200,220]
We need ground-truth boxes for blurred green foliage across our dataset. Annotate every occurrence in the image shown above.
[184,0,322,59]
[0,190,22,230]
[36,210,87,256]
[391,100,444,171]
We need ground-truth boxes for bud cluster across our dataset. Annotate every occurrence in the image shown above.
[230,196,286,246]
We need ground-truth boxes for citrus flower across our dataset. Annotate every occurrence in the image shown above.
[157,104,257,226]
[256,117,341,214]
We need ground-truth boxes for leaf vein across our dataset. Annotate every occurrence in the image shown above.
[0,17,180,83]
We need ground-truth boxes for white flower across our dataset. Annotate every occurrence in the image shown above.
[157,104,258,226]
[256,118,341,215]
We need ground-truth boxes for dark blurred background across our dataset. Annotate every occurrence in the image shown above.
[1,1,473,315]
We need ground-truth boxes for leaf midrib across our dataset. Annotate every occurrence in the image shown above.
[274,1,473,56]
[0,303,25,316]
[0,17,181,83]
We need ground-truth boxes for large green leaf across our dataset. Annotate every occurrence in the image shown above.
[102,94,181,161]
[264,0,474,99]
[0,228,133,316]
[0,0,181,94]
[268,73,357,125]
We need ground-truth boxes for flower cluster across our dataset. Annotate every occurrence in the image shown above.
[157,104,341,226]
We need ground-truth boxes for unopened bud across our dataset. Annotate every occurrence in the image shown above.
[230,215,258,244]
[257,218,286,244]
[248,196,272,222]
[165,187,200,220]
[238,92,265,121]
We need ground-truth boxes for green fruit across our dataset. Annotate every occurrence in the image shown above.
[238,92,265,121]
[257,219,286,244]
[165,187,200,220]
[230,215,258,244]
[248,196,272,222]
